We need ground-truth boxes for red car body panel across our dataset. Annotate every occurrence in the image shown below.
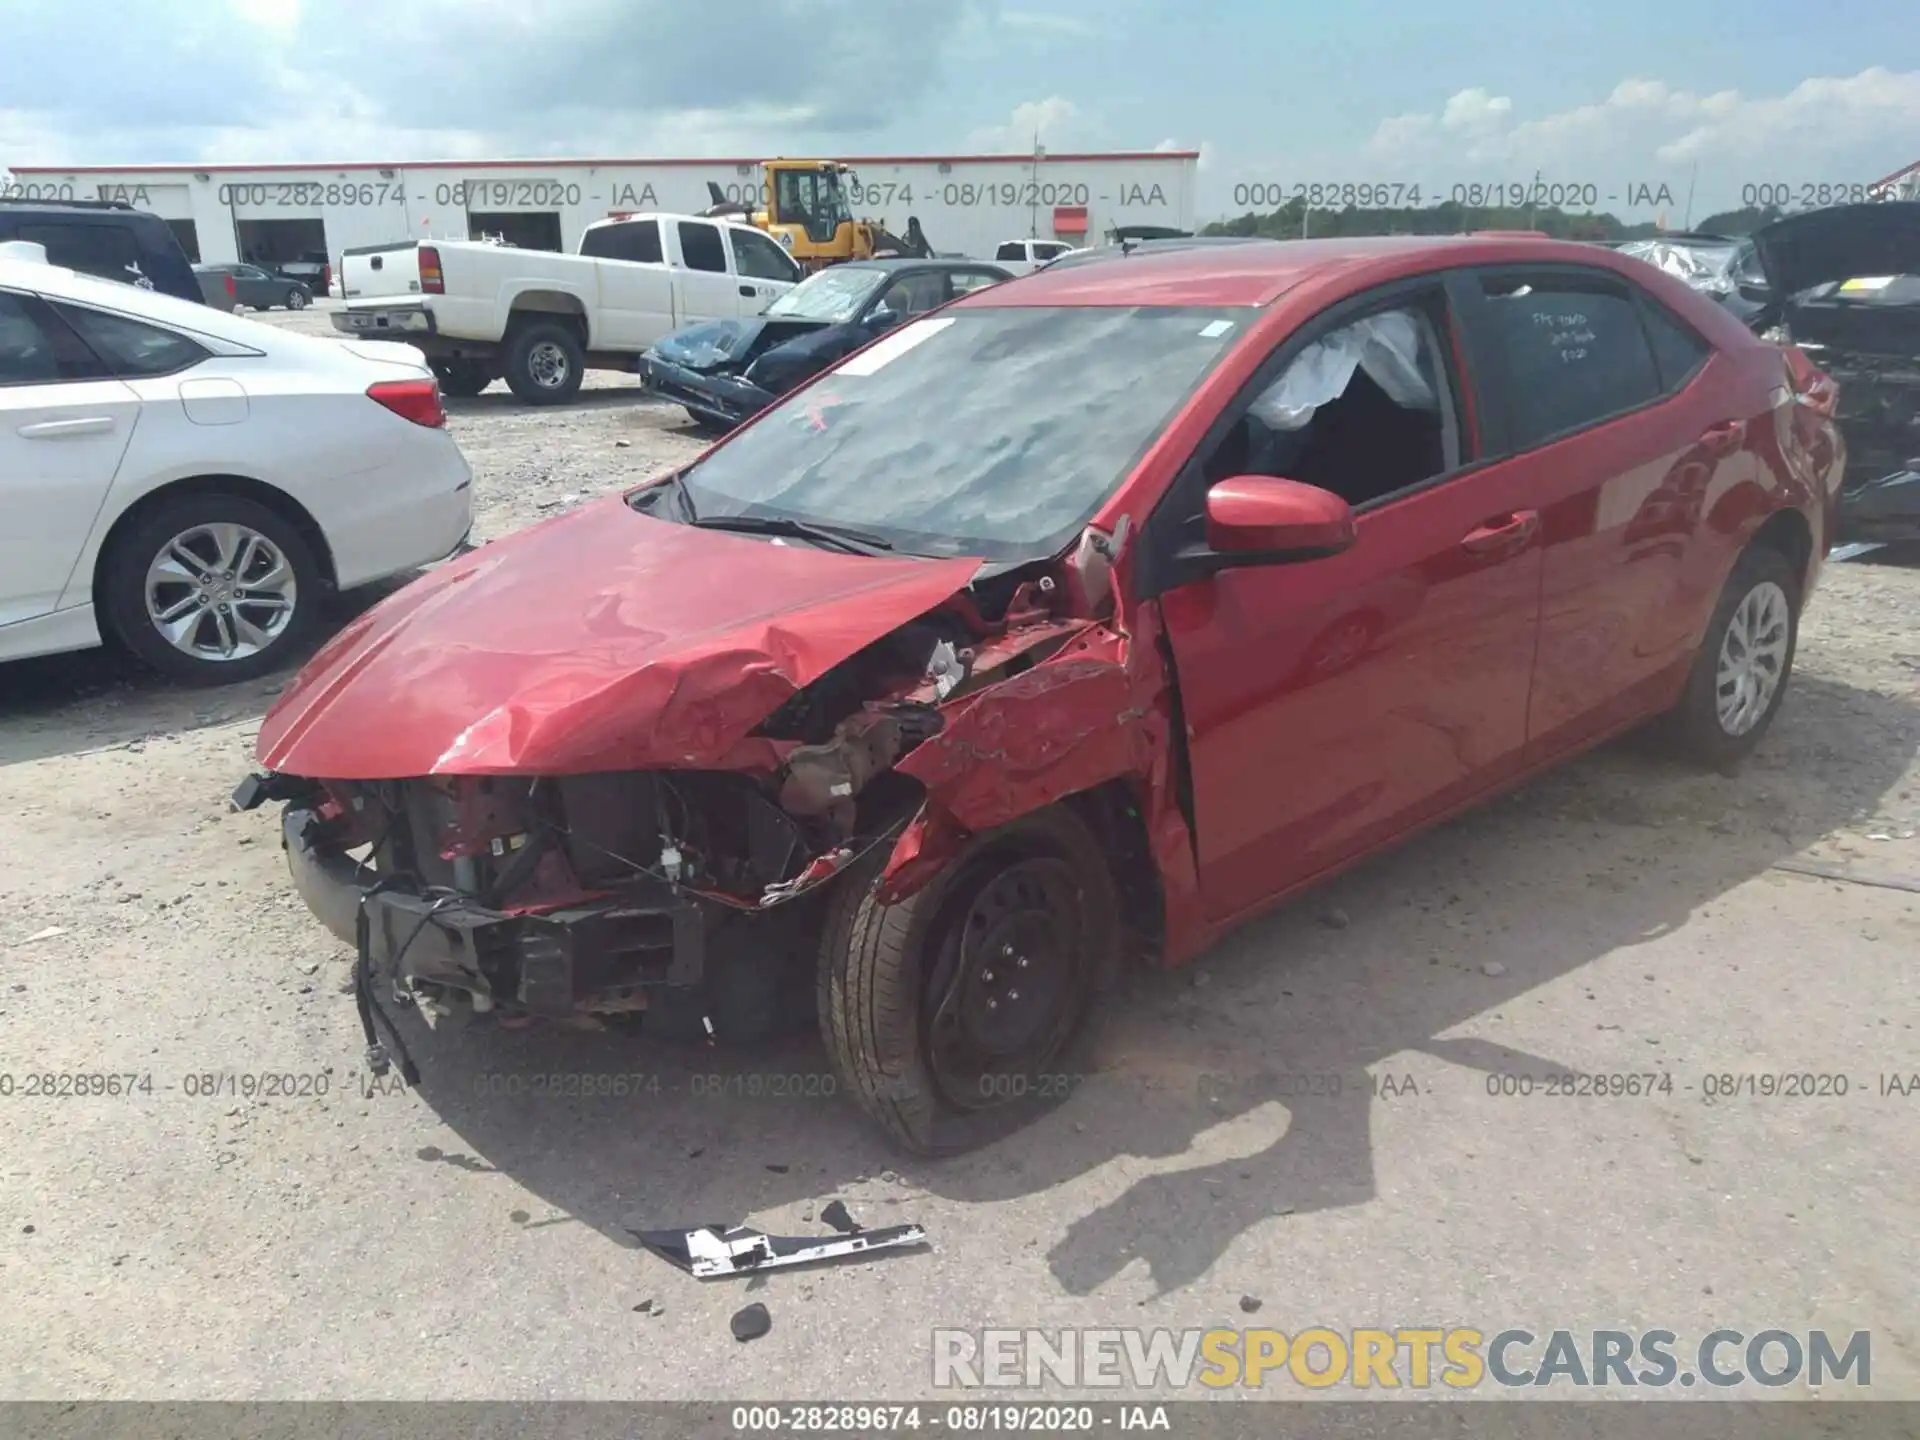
[255,495,982,779]
[257,234,1835,976]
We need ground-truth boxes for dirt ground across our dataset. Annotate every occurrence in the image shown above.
[1,303,1917,1403]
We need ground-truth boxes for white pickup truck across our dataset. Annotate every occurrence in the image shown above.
[989,238,1080,275]
[332,213,804,403]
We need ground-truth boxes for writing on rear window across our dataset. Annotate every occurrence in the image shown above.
[1532,310,1598,363]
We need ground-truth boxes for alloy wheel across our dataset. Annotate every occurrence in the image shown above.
[1714,579,1790,736]
[143,522,299,664]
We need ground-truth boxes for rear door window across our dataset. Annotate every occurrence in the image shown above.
[947,270,1005,296]
[0,291,111,384]
[994,242,1026,261]
[1468,269,1664,450]
[581,220,663,264]
[676,221,729,274]
[52,303,207,378]
[13,222,148,287]
[1638,300,1712,391]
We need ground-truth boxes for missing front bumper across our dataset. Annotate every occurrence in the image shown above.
[280,804,707,1017]
[636,355,777,428]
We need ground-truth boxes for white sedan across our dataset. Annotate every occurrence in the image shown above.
[0,243,474,684]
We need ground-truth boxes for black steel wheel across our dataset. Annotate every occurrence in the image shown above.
[818,804,1119,1155]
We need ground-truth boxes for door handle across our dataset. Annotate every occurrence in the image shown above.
[17,417,116,439]
[1460,508,1540,554]
[738,284,756,297]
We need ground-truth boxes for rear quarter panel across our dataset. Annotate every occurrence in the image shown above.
[59,348,471,605]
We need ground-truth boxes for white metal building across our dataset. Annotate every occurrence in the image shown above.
[1,150,1199,274]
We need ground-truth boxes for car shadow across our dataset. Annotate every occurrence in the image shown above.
[0,575,416,770]
[374,671,1912,1300]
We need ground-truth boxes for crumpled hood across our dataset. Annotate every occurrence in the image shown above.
[1751,201,1920,300]
[256,493,980,779]
[648,316,824,371]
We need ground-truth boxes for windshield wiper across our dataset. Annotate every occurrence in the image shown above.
[690,513,894,555]
[666,470,698,522]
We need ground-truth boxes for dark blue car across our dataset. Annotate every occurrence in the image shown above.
[638,258,1013,434]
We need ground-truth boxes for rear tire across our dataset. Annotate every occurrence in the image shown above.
[433,359,493,398]
[503,320,585,405]
[818,805,1118,1155]
[1658,544,1800,769]
[101,493,323,687]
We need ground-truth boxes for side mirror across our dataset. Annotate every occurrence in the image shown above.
[865,306,904,331]
[1204,476,1356,563]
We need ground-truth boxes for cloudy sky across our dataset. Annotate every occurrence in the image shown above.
[1,0,1914,220]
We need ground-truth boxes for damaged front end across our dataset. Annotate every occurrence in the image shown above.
[234,515,1162,1077]
[637,316,831,432]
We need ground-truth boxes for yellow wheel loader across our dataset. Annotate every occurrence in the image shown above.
[701,161,931,272]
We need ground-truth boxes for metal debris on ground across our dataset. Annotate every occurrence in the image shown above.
[1829,542,1887,563]
[629,1220,927,1279]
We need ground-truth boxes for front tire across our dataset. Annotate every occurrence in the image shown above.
[1660,544,1800,769]
[503,320,585,405]
[818,805,1118,1155]
[101,494,322,686]
[286,288,309,310]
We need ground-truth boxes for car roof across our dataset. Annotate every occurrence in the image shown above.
[582,210,772,237]
[0,199,146,221]
[954,233,1682,308]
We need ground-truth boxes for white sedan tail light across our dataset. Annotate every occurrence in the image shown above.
[367,378,447,428]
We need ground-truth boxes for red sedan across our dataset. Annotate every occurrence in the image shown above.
[237,234,1842,1154]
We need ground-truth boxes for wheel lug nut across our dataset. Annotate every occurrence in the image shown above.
[1001,944,1014,957]
[1008,989,1021,1002]
[982,970,994,984]
[987,998,998,1010]
[1016,956,1028,968]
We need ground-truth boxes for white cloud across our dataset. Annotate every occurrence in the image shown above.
[1363,68,1920,210]
[0,0,994,170]
[1000,10,1096,38]
[1439,87,1511,136]
[968,97,1090,153]
[227,0,301,31]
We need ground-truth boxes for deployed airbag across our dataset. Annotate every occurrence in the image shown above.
[1249,311,1437,430]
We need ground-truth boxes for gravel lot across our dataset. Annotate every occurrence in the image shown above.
[2,302,1917,1403]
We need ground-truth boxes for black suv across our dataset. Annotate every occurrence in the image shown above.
[0,198,203,304]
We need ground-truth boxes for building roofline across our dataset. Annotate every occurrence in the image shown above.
[6,150,1201,177]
